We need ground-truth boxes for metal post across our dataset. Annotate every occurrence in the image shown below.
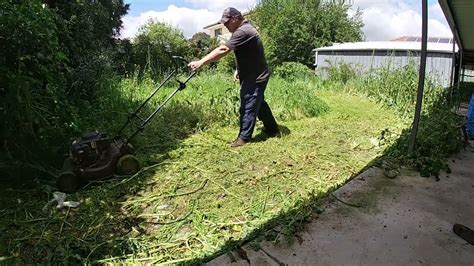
[449,33,456,92]
[408,0,428,155]
[456,49,464,99]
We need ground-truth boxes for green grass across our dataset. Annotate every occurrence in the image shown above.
[0,72,406,263]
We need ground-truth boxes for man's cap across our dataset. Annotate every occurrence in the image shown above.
[219,7,242,24]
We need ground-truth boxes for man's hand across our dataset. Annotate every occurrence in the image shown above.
[188,45,231,72]
[188,60,204,71]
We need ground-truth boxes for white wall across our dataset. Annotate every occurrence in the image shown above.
[315,50,454,87]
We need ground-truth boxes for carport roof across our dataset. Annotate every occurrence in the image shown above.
[439,0,474,68]
[313,41,456,53]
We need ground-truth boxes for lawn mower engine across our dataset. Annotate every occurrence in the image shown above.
[56,131,139,193]
[71,131,112,165]
[56,55,196,193]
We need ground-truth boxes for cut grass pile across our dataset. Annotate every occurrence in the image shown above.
[0,74,407,264]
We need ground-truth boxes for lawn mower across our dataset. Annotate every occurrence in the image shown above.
[57,56,196,193]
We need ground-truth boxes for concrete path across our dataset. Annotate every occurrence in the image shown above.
[208,145,474,266]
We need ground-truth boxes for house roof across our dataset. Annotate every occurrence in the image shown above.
[313,41,457,54]
[203,22,221,29]
[438,0,474,67]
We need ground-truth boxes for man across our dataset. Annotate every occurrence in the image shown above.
[188,7,279,147]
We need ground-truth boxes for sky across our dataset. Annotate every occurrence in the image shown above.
[120,0,453,41]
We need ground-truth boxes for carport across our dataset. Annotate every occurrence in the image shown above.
[409,0,474,153]
[439,0,474,73]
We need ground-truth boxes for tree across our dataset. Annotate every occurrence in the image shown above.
[189,32,219,60]
[250,0,364,67]
[132,21,191,79]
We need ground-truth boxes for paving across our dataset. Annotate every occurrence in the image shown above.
[208,144,474,266]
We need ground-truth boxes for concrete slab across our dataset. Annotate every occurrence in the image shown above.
[208,145,474,266]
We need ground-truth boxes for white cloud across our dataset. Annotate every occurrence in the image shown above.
[352,0,452,41]
[121,1,453,42]
[120,1,258,40]
[184,0,257,12]
[121,5,220,40]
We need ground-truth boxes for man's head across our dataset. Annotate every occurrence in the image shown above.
[219,7,243,33]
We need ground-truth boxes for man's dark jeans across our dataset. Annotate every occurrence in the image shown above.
[239,79,278,140]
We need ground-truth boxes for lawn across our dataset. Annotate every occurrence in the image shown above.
[0,74,407,264]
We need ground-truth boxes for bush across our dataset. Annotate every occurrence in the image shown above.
[0,1,69,168]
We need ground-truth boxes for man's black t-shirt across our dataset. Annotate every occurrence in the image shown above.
[225,21,269,82]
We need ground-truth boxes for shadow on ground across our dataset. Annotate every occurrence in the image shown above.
[0,101,210,263]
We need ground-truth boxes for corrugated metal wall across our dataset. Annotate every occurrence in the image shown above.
[315,50,454,87]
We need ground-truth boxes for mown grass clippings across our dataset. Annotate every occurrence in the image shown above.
[3,66,463,263]
[0,76,405,264]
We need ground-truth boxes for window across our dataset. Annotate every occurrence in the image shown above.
[214,28,222,36]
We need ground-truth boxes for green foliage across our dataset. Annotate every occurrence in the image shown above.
[51,0,129,98]
[132,21,191,79]
[384,88,464,177]
[251,0,364,67]
[50,0,129,62]
[0,0,69,164]
[216,52,236,74]
[0,0,130,178]
[274,62,314,81]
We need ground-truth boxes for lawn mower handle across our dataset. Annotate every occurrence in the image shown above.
[172,55,190,65]
[119,56,197,144]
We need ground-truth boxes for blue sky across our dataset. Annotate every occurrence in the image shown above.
[121,0,451,41]
[125,0,187,16]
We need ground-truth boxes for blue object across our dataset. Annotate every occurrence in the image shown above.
[467,93,474,136]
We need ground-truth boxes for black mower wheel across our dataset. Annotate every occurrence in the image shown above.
[116,155,140,175]
[57,171,81,193]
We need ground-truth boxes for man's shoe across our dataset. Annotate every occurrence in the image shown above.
[262,127,280,137]
[230,137,248,147]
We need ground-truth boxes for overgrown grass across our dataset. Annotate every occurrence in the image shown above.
[328,63,465,176]
[1,64,465,263]
[0,71,406,264]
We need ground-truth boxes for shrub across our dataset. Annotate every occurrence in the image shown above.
[327,61,357,84]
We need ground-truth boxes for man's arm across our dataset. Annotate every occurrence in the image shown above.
[188,45,231,71]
